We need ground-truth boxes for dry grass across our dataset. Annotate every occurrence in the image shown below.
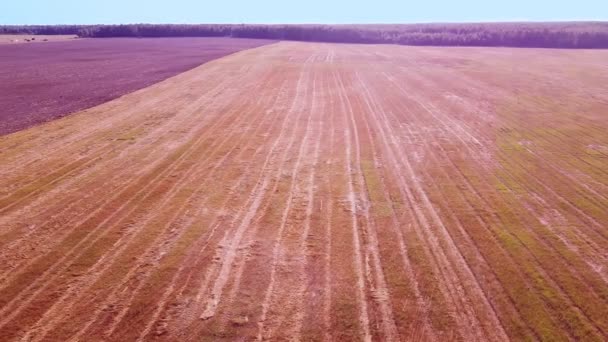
[0,42,607,341]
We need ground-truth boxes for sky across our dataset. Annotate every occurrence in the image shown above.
[2,0,607,25]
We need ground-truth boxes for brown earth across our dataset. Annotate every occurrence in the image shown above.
[0,37,274,135]
[0,42,607,341]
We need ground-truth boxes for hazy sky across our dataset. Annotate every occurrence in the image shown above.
[2,0,607,25]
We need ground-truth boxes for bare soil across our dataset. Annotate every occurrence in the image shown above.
[0,37,274,135]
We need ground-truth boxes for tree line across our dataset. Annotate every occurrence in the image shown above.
[2,22,608,48]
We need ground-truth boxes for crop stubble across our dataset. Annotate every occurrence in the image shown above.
[0,42,607,341]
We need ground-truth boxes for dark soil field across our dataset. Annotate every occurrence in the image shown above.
[0,37,273,135]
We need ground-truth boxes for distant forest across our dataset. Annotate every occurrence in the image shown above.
[2,22,608,48]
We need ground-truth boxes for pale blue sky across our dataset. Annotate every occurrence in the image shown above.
[2,0,607,25]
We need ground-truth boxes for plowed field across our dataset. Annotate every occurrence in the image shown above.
[0,37,272,135]
[1,42,607,341]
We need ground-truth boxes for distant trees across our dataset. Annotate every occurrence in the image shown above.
[75,24,231,38]
[2,22,608,48]
[0,25,87,35]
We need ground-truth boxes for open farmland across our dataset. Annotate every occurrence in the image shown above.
[0,37,273,135]
[0,41,607,341]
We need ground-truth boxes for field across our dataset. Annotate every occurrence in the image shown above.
[0,41,607,341]
[0,37,272,135]
[0,34,78,44]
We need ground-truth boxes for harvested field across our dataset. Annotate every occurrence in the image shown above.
[0,37,273,135]
[0,42,607,341]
